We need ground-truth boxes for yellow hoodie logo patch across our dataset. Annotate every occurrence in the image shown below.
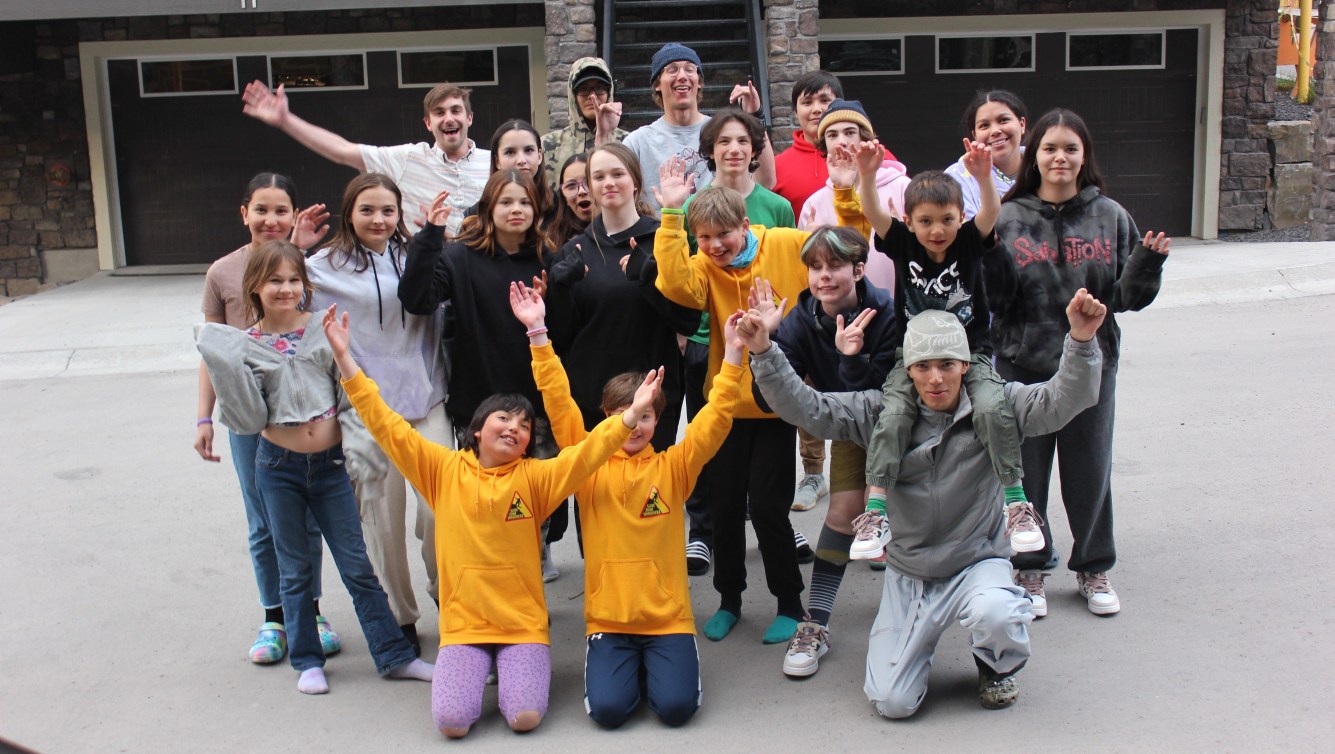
[506,492,533,521]
[640,486,669,518]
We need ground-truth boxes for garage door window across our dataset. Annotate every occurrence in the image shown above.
[1067,32,1165,70]
[818,38,904,75]
[269,54,367,91]
[139,58,237,97]
[399,49,498,87]
[936,35,1035,73]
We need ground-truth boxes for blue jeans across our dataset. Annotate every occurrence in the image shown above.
[254,437,417,674]
[229,431,323,609]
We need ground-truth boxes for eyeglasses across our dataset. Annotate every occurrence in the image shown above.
[661,63,698,77]
[574,86,610,99]
[561,180,589,194]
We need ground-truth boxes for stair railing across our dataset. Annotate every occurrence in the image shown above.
[744,0,772,124]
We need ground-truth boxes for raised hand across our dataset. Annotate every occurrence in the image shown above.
[508,281,546,330]
[625,366,666,426]
[828,144,858,189]
[729,80,761,113]
[422,190,452,230]
[734,309,772,354]
[291,203,330,250]
[596,101,623,137]
[1065,288,1107,343]
[960,138,994,181]
[652,156,696,210]
[531,269,549,299]
[1143,231,1172,256]
[852,140,884,177]
[321,304,351,358]
[835,308,877,356]
[549,242,587,286]
[747,278,787,333]
[241,80,289,126]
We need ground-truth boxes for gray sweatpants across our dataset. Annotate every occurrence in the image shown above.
[864,557,1032,719]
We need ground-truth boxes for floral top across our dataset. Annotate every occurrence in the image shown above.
[247,326,339,426]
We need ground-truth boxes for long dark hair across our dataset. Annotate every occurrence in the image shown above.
[489,119,554,220]
[325,173,409,272]
[549,152,592,247]
[242,172,297,207]
[959,89,1027,140]
[1003,108,1106,203]
[461,393,535,457]
[456,170,556,259]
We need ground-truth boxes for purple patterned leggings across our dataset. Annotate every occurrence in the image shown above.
[432,643,551,731]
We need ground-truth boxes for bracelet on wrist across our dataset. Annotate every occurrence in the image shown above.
[661,207,685,216]
[196,417,213,426]
[526,326,549,337]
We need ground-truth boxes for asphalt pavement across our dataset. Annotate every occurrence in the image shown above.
[0,240,1332,752]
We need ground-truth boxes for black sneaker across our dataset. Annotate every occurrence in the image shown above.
[686,540,711,576]
[794,531,815,564]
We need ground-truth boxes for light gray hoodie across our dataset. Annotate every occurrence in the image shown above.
[750,335,1102,580]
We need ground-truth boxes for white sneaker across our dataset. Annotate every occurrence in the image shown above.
[1077,571,1120,615]
[541,542,559,583]
[1005,501,1045,553]
[782,621,830,678]
[1015,570,1048,618]
[849,510,891,560]
[791,473,828,511]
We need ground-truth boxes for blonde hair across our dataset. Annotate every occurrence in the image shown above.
[685,186,747,233]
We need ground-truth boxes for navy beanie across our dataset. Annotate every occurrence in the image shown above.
[650,43,703,83]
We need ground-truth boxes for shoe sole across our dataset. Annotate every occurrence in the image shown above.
[782,648,828,678]
[790,501,816,511]
[1028,599,1048,618]
[686,560,710,576]
[868,560,887,571]
[849,547,885,561]
[1087,601,1120,615]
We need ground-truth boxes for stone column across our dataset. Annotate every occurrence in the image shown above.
[545,0,598,132]
[1310,2,1335,240]
[764,0,819,152]
[1219,0,1279,230]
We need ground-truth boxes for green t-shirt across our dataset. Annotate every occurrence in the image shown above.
[681,183,798,344]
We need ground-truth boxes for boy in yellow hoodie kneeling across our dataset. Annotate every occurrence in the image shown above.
[510,282,745,728]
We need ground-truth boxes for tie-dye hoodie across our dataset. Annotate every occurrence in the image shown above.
[988,186,1166,375]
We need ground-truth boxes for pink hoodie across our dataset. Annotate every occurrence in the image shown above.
[798,159,910,292]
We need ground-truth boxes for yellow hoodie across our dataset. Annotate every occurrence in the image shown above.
[653,212,810,419]
[531,344,741,636]
[342,370,632,646]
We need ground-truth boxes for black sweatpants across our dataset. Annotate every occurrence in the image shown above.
[704,417,804,611]
[682,341,713,547]
[997,358,1118,574]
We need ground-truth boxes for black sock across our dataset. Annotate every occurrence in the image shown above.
[777,594,805,621]
[264,607,284,624]
[719,595,742,616]
[401,624,421,656]
[312,600,320,615]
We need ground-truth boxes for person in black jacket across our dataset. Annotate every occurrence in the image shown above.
[398,169,568,581]
[745,226,900,679]
[988,109,1170,618]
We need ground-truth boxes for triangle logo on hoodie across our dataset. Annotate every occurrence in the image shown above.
[506,492,533,521]
[640,486,669,518]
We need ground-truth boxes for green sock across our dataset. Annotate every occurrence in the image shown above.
[1004,485,1028,504]
[704,609,740,641]
[866,493,887,515]
[761,615,799,644]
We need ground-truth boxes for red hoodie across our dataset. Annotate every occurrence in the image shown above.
[773,130,898,221]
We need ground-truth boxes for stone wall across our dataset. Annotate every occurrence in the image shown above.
[1310,2,1335,241]
[1267,120,1312,229]
[1220,0,1279,230]
[764,0,820,151]
[0,5,543,295]
[544,0,597,132]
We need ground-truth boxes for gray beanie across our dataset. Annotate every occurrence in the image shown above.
[902,310,970,366]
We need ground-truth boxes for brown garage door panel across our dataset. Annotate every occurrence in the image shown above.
[838,29,1197,235]
[111,45,532,266]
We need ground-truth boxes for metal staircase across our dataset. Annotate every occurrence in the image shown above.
[601,0,771,131]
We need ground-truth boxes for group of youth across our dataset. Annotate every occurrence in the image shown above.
[192,42,1170,735]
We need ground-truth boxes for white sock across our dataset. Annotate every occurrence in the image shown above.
[298,668,329,695]
[387,658,434,682]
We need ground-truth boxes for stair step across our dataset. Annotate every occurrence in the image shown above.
[615,19,745,29]
[615,0,745,7]
[613,39,749,52]
[618,83,743,96]
[617,60,752,74]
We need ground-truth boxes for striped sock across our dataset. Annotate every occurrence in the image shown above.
[807,525,854,626]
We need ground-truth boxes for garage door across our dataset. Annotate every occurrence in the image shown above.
[824,28,1198,235]
[107,45,532,266]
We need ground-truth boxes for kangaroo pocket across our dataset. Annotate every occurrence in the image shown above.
[443,566,545,634]
[587,559,685,627]
[1016,320,1067,374]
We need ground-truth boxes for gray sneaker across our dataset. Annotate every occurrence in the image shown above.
[978,667,1019,709]
[782,621,830,678]
[791,473,828,511]
[1015,570,1049,618]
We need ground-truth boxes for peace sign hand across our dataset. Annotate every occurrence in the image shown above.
[834,308,877,356]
